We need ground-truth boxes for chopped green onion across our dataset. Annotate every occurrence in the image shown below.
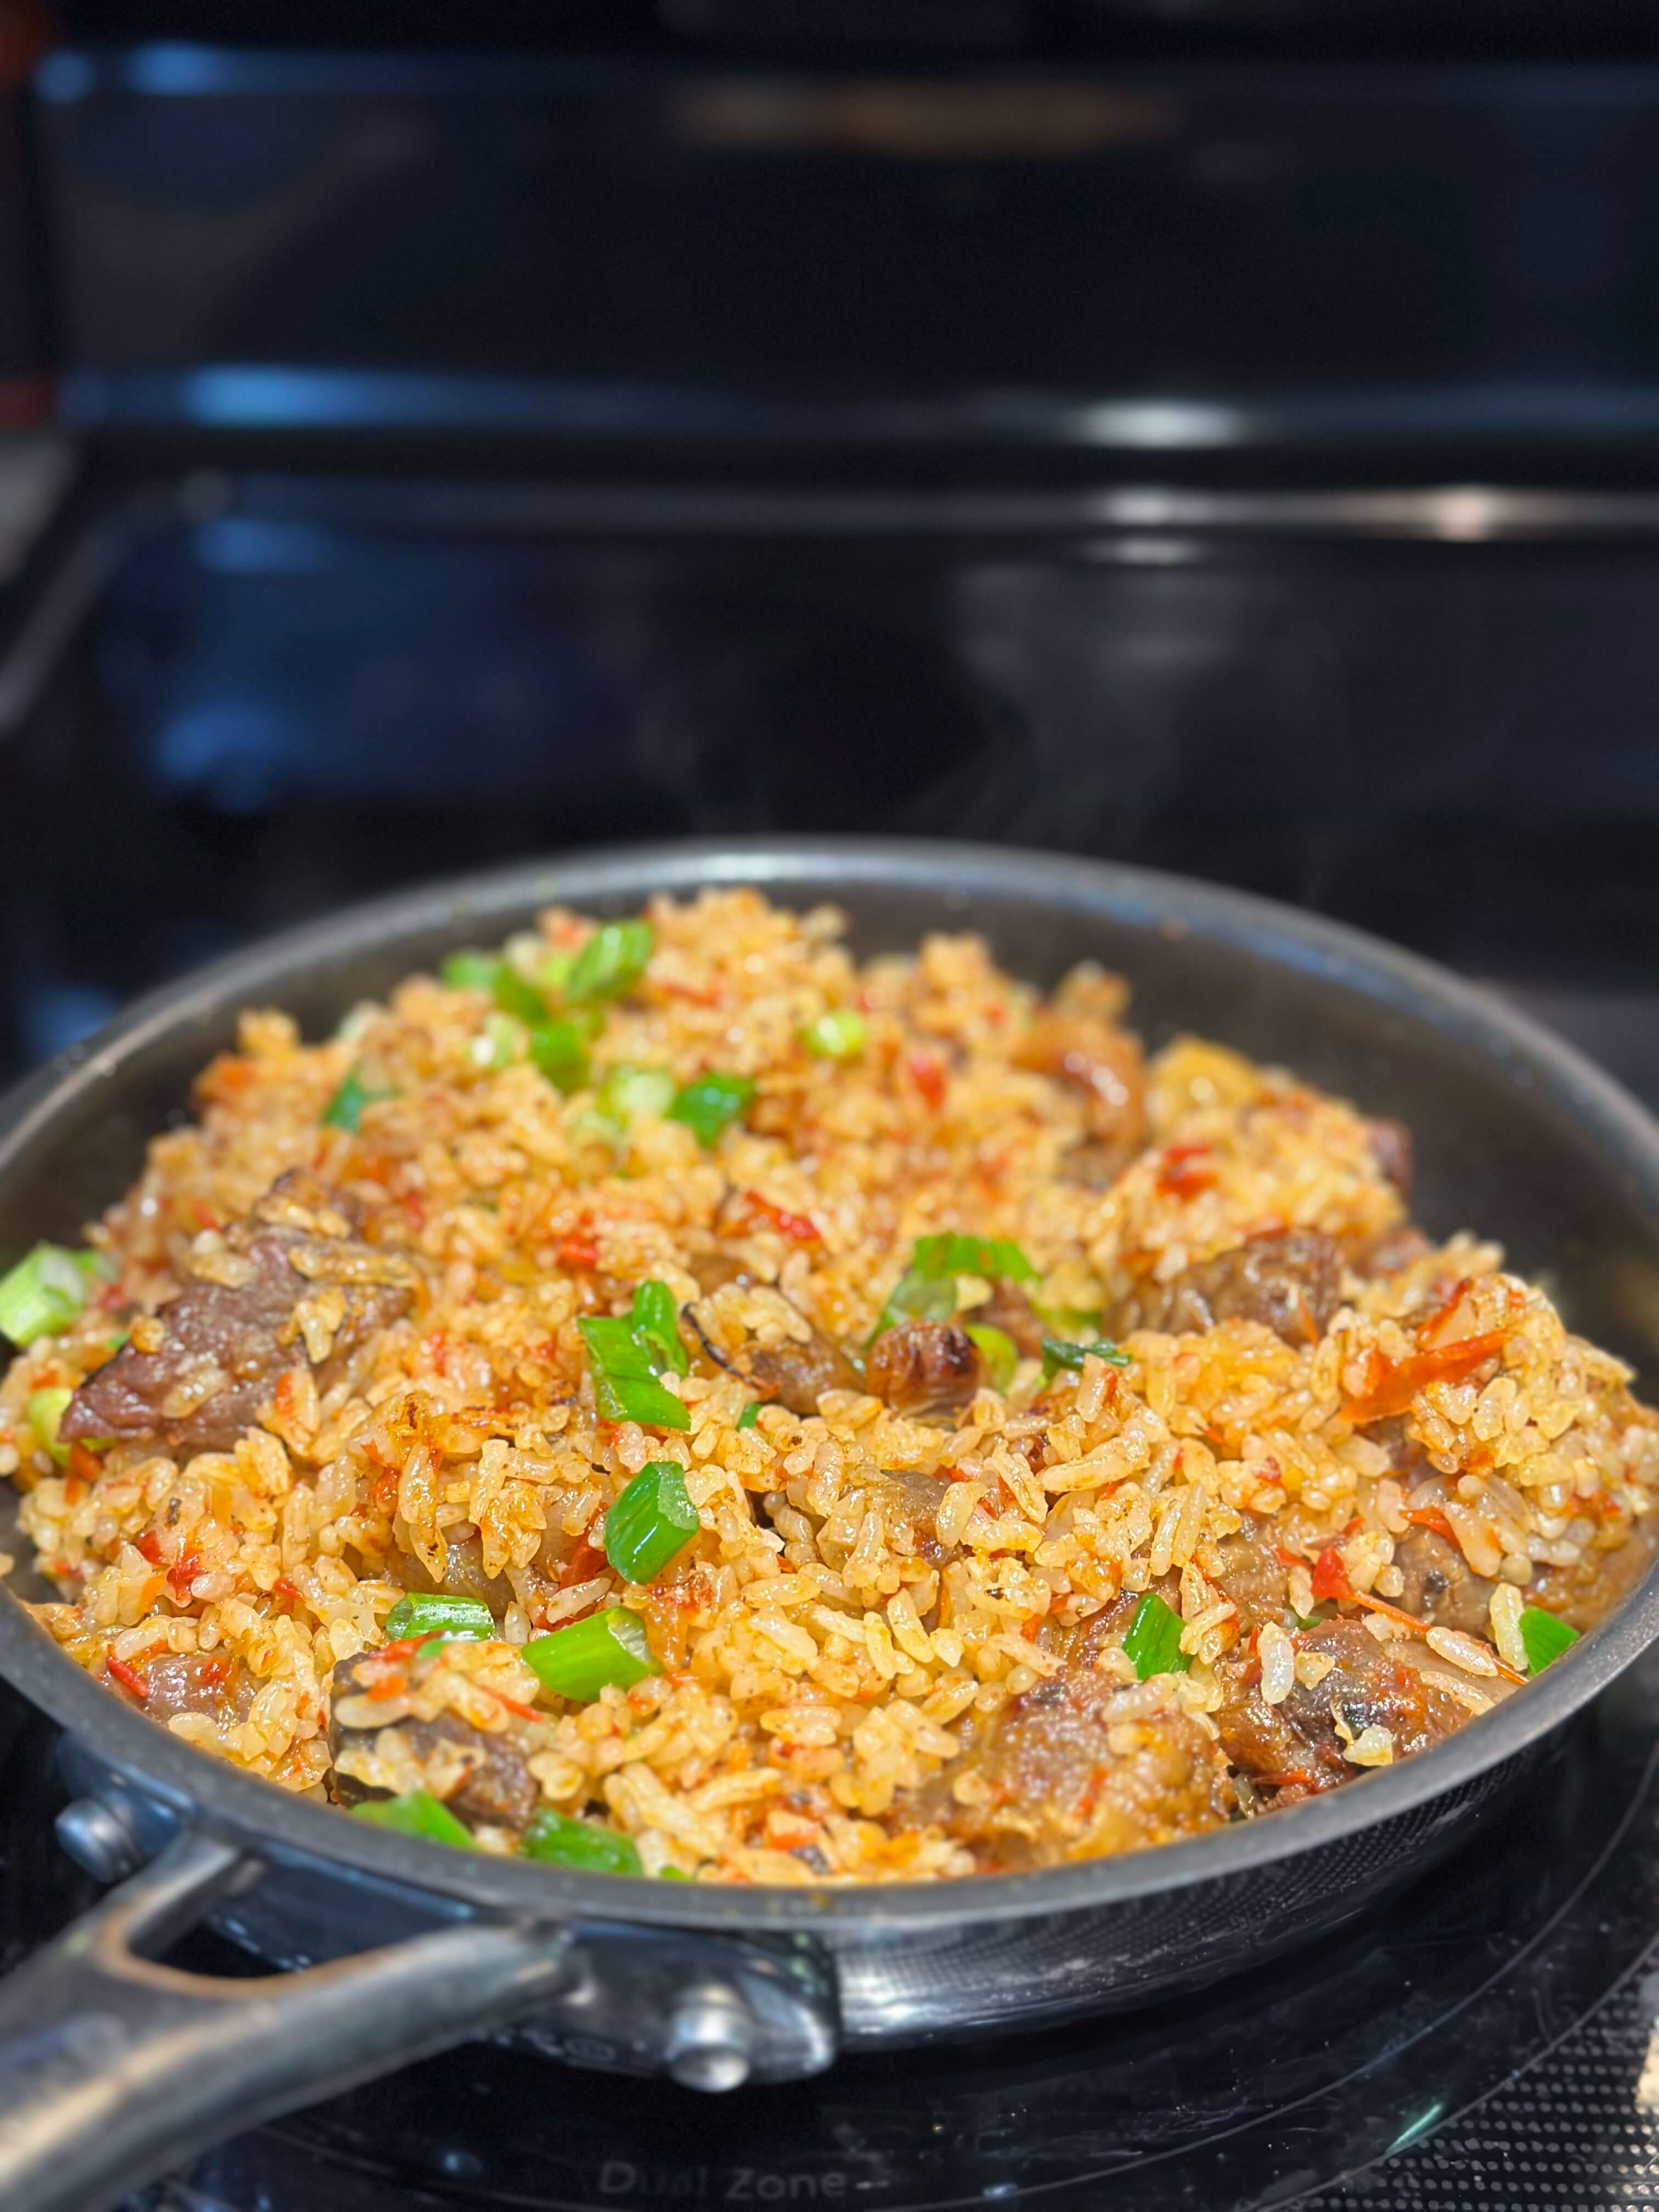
[521,1807,642,1876]
[596,1063,676,1125]
[605,1460,699,1583]
[964,1324,1018,1393]
[871,1267,958,1343]
[567,919,654,1006]
[601,1374,691,1429]
[523,1607,660,1700]
[351,1790,475,1848]
[579,1312,691,1432]
[383,1593,496,1643]
[1291,1610,1325,1632]
[528,1019,591,1095]
[736,1402,761,1431]
[321,1065,394,1132]
[535,949,574,998]
[1519,1606,1579,1675]
[1122,1592,1191,1679]
[441,950,503,993]
[0,1245,93,1346]
[26,1386,74,1465]
[493,963,549,1026]
[911,1233,1036,1284]
[1041,1335,1132,1379]
[630,1280,689,1375]
[658,1864,691,1881]
[800,1009,867,1060]
[668,1073,755,1149]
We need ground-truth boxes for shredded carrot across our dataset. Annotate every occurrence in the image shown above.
[1156,1142,1216,1199]
[741,1192,821,1244]
[1402,1505,1457,1542]
[1343,1330,1509,1425]
[557,1232,600,1271]
[105,1654,148,1701]
[907,1052,946,1110]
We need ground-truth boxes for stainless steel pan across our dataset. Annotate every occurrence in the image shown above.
[1,838,1656,2212]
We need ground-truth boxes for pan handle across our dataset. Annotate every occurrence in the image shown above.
[0,1827,577,2212]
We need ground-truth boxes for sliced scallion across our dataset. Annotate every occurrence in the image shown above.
[0,1245,94,1347]
[523,1607,659,1701]
[470,1012,526,1071]
[26,1386,74,1465]
[529,1019,591,1095]
[441,950,503,993]
[567,919,654,1006]
[321,1065,394,1133]
[579,1312,690,1432]
[911,1233,1036,1284]
[736,1402,761,1431]
[1519,1606,1579,1675]
[382,1593,495,1643]
[605,1460,699,1584]
[1122,1592,1190,1680]
[1041,1335,1132,1379]
[521,1807,642,1876]
[668,1073,754,1148]
[964,1324,1017,1392]
[351,1790,475,1848]
[630,1280,689,1376]
[493,963,549,1026]
[800,1008,867,1060]
[596,1063,676,1125]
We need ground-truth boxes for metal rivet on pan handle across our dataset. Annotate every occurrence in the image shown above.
[663,1985,757,2091]
[55,1795,146,1885]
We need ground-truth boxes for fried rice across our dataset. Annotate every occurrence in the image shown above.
[2,887,1655,1884]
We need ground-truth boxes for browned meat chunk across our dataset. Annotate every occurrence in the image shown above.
[1392,1525,1495,1635]
[1214,1618,1464,1796]
[975,1278,1046,1359]
[866,1319,983,1416]
[1365,1119,1414,1197]
[134,1651,253,1723]
[327,1653,538,1833]
[690,1294,860,1415]
[1352,1224,1433,1280]
[1208,1524,1290,1633]
[387,1527,514,1612]
[1013,1012,1147,1153]
[1058,1137,1142,1192]
[63,1172,413,1457]
[899,1664,1233,1870]
[1114,1230,1343,1347]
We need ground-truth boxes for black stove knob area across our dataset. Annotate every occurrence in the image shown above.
[1,1656,1656,2210]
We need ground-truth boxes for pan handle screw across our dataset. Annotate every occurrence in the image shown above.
[662,1987,755,2092]
[55,1795,145,1884]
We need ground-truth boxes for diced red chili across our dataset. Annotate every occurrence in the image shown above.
[1156,1142,1216,1199]
[741,1192,822,1244]
[558,1232,600,1271]
[1402,1505,1457,1542]
[907,1052,946,1111]
[1311,1544,1355,1602]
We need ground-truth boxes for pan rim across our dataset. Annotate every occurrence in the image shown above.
[1,832,1655,1936]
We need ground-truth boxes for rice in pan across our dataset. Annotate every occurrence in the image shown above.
[2,890,1654,1883]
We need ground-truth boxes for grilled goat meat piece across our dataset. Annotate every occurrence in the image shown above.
[689,1290,861,1415]
[132,1651,253,1723]
[1112,1229,1343,1347]
[866,1319,983,1416]
[1365,1118,1414,1197]
[973,1277,1047,1359]
[1214,1617,1464,1797]
[1013,1011,1147,1155]
[1391,1523,1495,1636]
[62,1170,413,1457]
[328,1652,539,1832]
[900,1664,1233,1870]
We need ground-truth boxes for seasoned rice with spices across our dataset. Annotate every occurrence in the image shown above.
[2,889,1655,1883]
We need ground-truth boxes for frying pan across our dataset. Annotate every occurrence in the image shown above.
[0,837,1656,2212]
